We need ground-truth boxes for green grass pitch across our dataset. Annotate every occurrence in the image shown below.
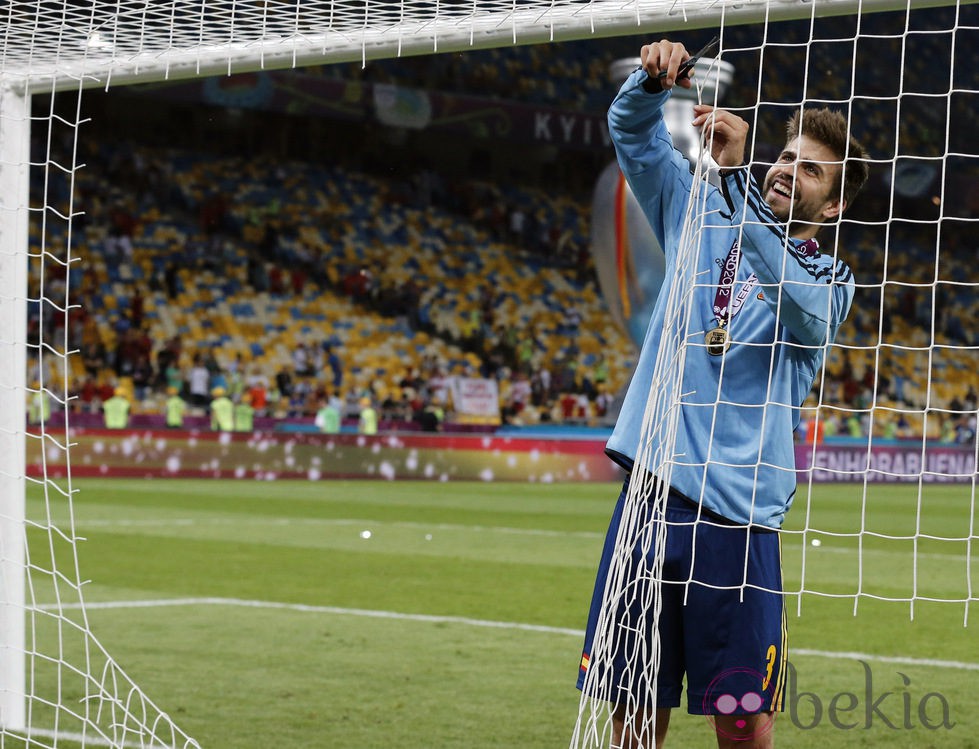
[21,478,979,748]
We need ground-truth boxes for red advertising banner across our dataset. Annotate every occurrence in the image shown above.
[26,428,624,483]
[26,429,975,484]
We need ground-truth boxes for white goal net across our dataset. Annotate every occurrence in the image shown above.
[0,0,976,747]
[571,4,976,747]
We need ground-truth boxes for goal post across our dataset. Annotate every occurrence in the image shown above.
[0,81,30,734]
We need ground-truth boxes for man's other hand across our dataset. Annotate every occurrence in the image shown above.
[692,105,750,169]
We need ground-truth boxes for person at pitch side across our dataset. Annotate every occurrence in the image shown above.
[576,38,869,748]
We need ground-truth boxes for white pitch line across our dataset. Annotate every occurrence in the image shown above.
[70,516,605,540]
[53,517,979,560]
[44,597,584,637]
[790,648,979,672]
[20,726,190,749]
[38,597,979,672]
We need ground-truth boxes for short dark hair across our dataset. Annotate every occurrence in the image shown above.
[786,108,870,211]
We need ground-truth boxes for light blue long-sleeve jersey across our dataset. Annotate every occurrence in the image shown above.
[605,69,855,529]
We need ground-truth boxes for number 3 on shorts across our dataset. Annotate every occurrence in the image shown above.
[762,644,777,691]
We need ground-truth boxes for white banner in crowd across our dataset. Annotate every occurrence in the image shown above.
[449,377,501,425]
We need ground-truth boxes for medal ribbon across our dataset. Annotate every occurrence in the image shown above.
[712,240,758,325]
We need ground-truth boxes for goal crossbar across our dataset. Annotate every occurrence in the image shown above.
[4,0,974,92]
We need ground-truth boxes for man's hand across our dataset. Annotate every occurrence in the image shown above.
[640,39,694,91]
[692,105,750,169]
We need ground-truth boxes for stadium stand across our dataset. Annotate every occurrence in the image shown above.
[28,135,636,428]
[24,8,976,440]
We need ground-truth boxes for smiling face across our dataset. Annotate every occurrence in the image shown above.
[762,134,846,240]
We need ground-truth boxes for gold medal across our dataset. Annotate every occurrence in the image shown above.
[705,325,730,356]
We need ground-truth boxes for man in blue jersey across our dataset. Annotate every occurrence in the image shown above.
[577,39,869,747]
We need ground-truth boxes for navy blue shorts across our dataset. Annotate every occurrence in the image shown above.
[577,474,787,716]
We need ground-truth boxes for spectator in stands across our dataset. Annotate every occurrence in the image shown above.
[292,343,313,377]
[74,377,98,414]
[594,385,614,420]
[81,338,107,379]
[343,264,374,300]
[500,391,521,426]
[418,397,445,432]
[509,371,532,412]
[102,387,130,429]
[290,377,314,417]
[269,265,285,296]
[290,266,307,296]
[804,414,825,444]
[234,393,255,432]
[324,344,343,389]
[246,369,269,416]
[112,328,136,379]
[165,386,186,428]
[200,191,230,237]
[129,285,145,329]
[259,220,281,263]
[462,308,484,352]
[131,354,153,402]
[227,360,246,403]
[880,417,898,440]
[846,413,865,437]
[955,414,976,445]
[315,396,342,434]
[267,382,287,419]
[553,355,578,394]
[163,262,179,300]
[940,416,958,444]
[104,201,136,260]
[275,366,294,400]
[209,365,229,398]
[508,204,527,246]
[516,330,542,375]
[308,343,325,380]
[397,368,423,394]
[28,383,50,425]
[531,364,552,407]
[380,388,408,422]
[155,336,182,390]
[426,364,450,405]
[404,386,425,419]
[557,391,578,422]
[559,302,582,337]
[210,387,234,432]
[187,354,211,408]
[246,253,269,292]
[358,396,378,435]
[965,385,978,412]
[95,376,116,411]
[590,354,609,393]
